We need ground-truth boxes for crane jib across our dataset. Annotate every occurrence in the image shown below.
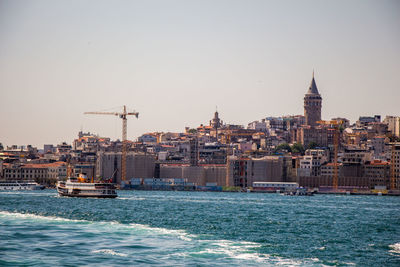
[84,106,139,182]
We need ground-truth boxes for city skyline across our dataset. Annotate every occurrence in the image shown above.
[1,0,399,147]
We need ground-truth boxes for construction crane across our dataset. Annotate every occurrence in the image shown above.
[391,143,395,190]
[317,120,343,190]
[390,142,399,190]
[84,105,139,182]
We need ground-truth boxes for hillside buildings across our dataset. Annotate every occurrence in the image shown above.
[1,72,400,192]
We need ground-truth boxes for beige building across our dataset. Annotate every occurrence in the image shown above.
[227,156,295,188]
[383,116,400,137]
[159,164,226,186]
[158,155,295,188]
[96,152,155,184]
[392,143,400,189]
[364,160,390,189]
[296,126,334,147]
[2,162,66,181]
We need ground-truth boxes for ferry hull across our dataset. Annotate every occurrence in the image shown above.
[56,184,118,198]
[56,175,118,198]
[0,182,45,191]
[57,190,117,198]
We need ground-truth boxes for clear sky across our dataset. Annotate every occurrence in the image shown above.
[1,0,399,148]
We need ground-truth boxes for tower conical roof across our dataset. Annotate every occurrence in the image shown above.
[307,73,319,95]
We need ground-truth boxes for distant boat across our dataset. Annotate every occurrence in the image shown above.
[56,174,117,198]
[0,181,45,190]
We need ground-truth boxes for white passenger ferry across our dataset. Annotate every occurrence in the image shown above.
[0,181,45,190]
[56,174,117,198]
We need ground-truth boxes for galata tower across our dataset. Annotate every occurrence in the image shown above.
[304,72,322,126]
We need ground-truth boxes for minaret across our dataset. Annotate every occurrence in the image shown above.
[304,72,322,126]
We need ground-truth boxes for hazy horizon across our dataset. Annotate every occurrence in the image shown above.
[1,0,399,148]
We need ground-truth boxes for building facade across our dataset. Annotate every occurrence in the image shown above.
[96,152,155,184]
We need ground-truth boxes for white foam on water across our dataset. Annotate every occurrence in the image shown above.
[0,211,87,223]
[0,191,52,196]
[117,197,146,200]
[187,239,321,266]
[389,243,400,254]
[92,249,128,257]
[128,223,195,241]
[0,210,323,266]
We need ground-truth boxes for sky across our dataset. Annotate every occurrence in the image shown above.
[0,0,399,148]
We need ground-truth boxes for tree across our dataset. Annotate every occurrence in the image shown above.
[275,143,291,153]
[291,143,305,154]
[307,141,319,150]
[187,128,197,134]
[0,142,3,151]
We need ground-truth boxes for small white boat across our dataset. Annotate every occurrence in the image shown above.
[56,174,117,198]
[0,181,45,190]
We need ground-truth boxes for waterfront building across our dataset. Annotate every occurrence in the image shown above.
[364,160,391,189]
[320,163,342,177]
[96,152,155,184]
[159,164,226,186]
[392,143,400,189]
[2,162,66,181]
[227,156,295,188]
[297,155,322,177]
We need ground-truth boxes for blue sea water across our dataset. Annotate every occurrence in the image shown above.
[0,190,399,266]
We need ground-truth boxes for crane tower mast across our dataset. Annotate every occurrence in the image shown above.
[84,105,139,182]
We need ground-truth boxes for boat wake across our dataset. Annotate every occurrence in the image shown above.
[0,210,324,266]
[92,249,128,257]
[0,210,87,223]
[389,243,400,255]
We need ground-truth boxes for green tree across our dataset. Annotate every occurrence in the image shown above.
[275,143,291,153]
[307,141,319,149]
[291,143,305,154]
[187,128,197,134]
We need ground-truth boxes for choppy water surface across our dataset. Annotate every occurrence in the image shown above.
[0,190,399,266]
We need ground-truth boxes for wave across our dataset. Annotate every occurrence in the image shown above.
[185,239,320,266]
[389,243,400,254]
[92,249,128,257]
[117,197,146,200]
[0,191,53,196]
[0,211,87,223]
[0,210,324,266]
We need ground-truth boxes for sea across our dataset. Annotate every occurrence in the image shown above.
[0,190,399,266]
